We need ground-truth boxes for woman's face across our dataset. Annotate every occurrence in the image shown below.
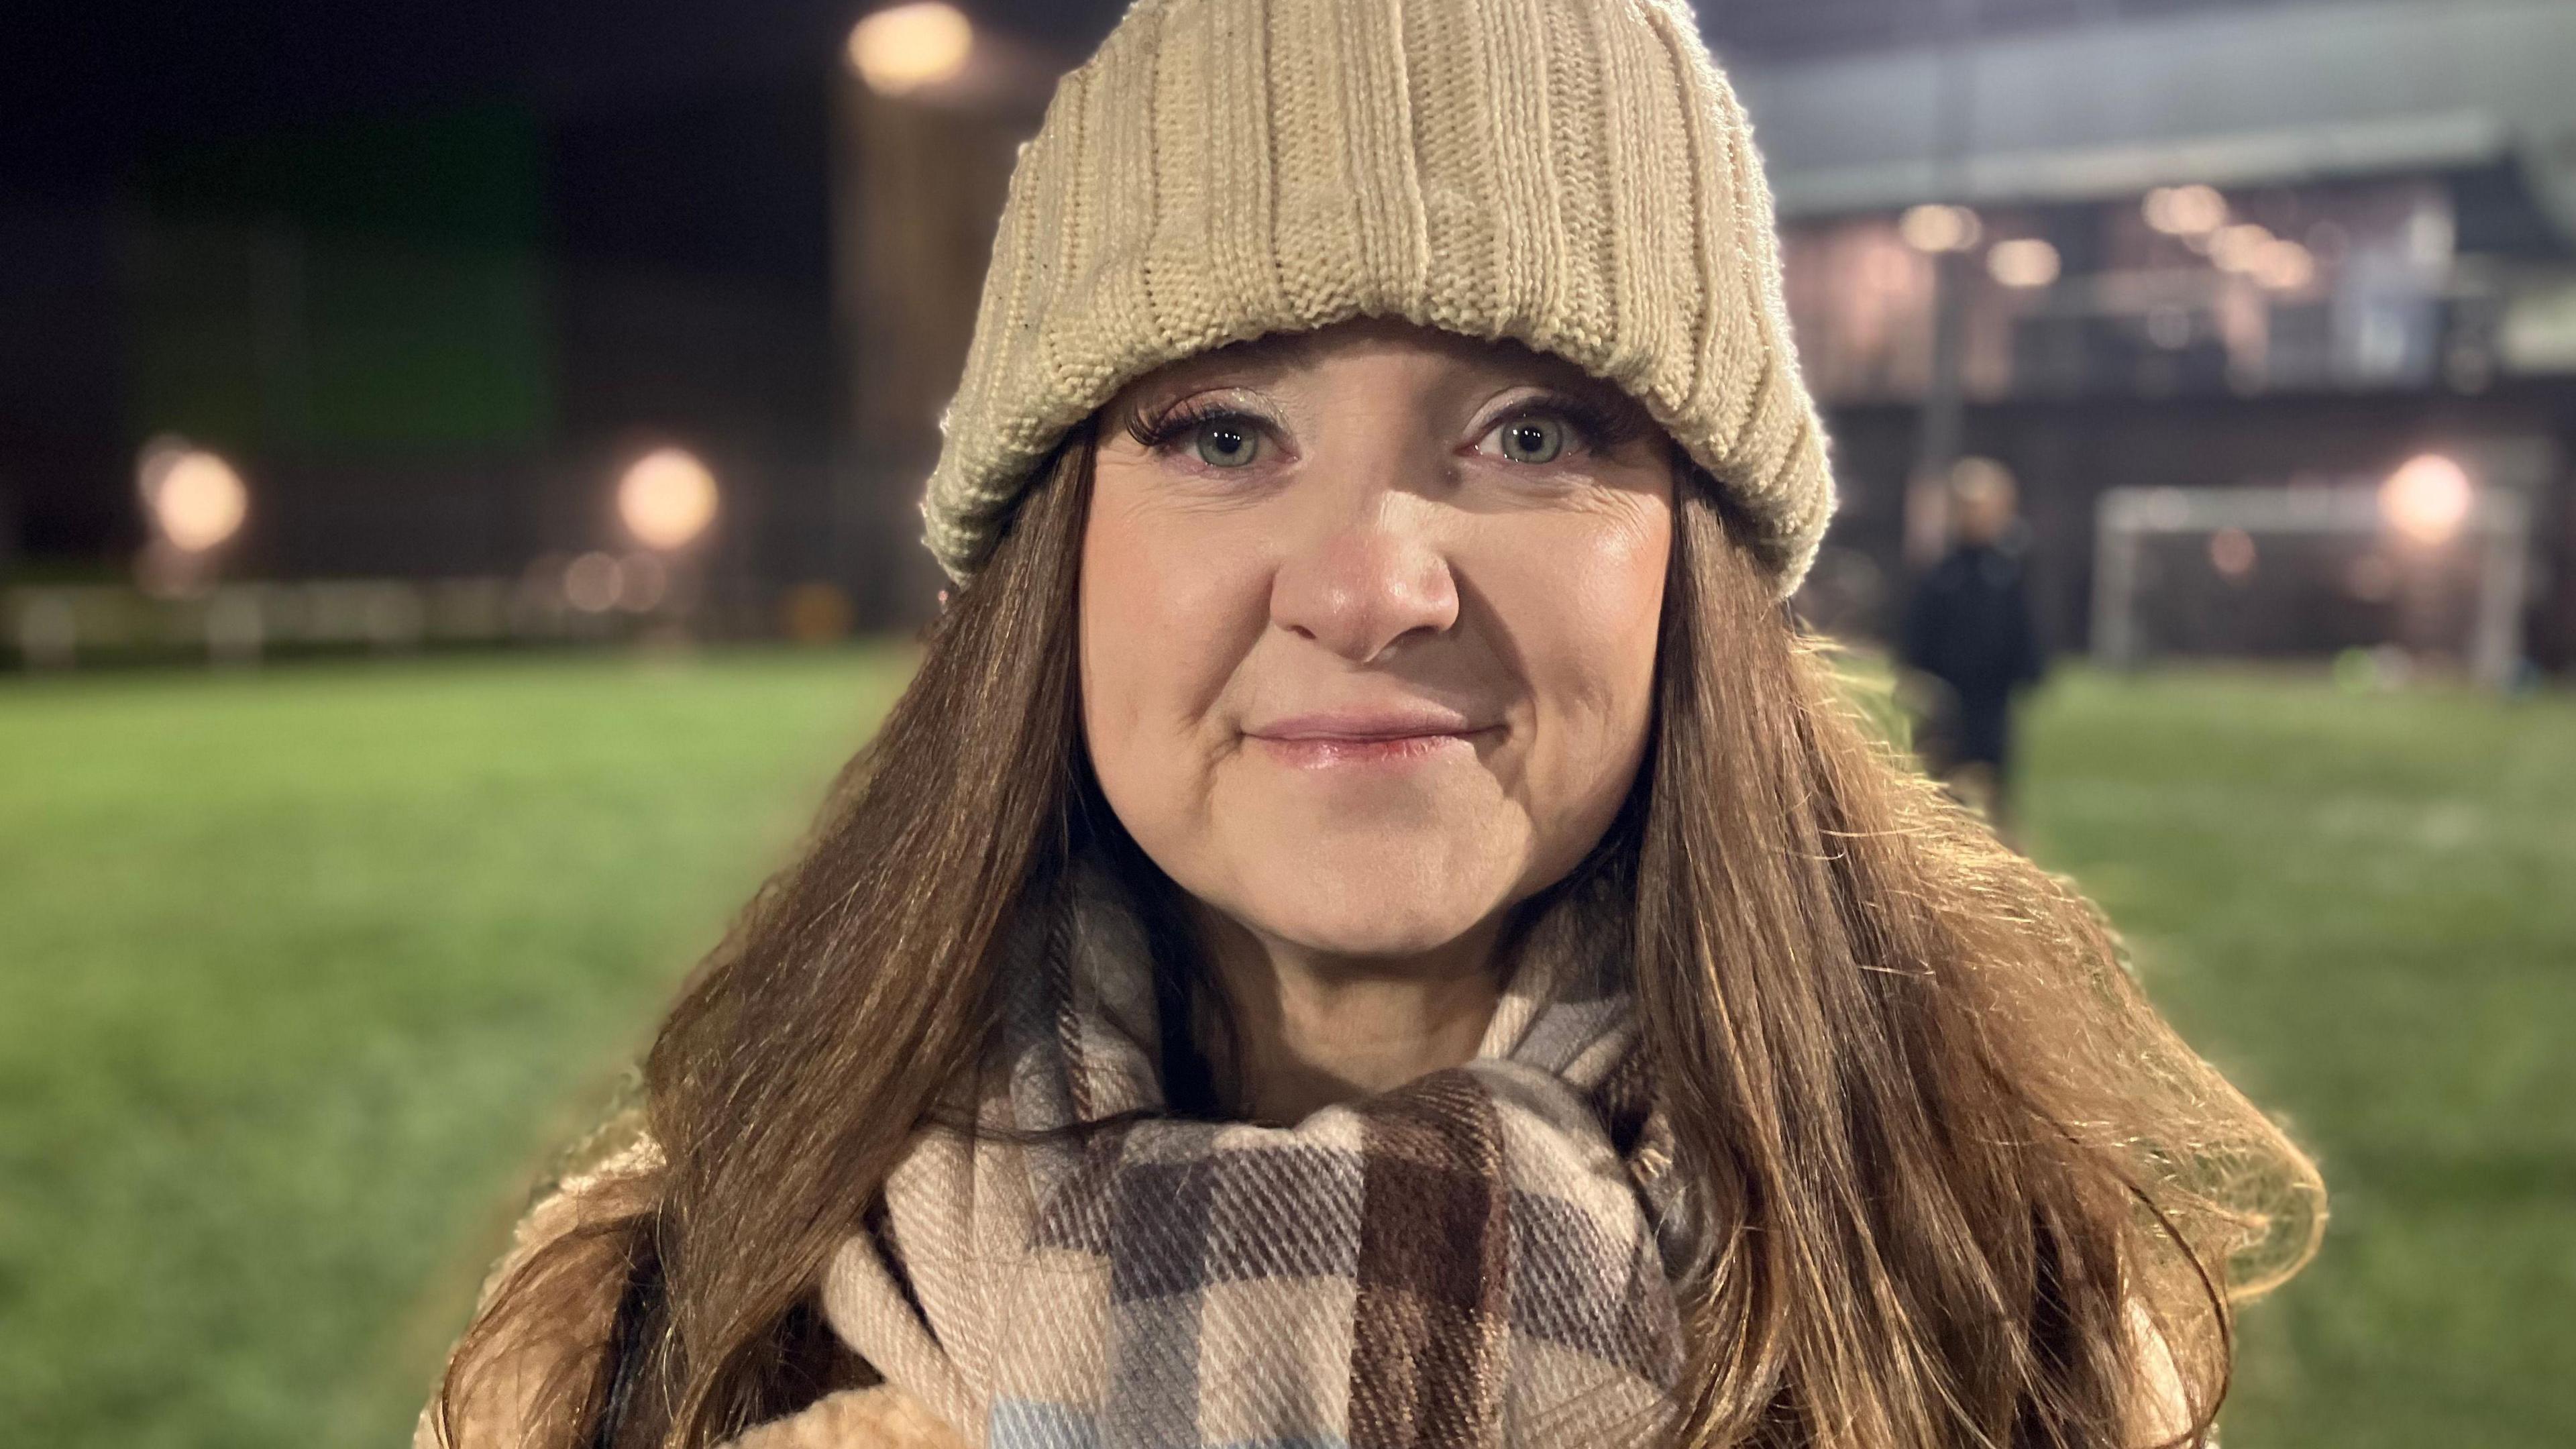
[1080,316,1674,961]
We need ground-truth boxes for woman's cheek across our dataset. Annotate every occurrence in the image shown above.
[1082,502,1240,801]
[1079,492,1151,798]
[1516,507,1666,788]
[1597,513,1670,741]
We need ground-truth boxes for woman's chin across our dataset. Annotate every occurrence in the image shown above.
[1216,843,1517,957]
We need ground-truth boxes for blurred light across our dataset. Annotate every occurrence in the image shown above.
[1899,204,1981,254]
[2143,184,2228,237]
[618,447,719,551]
[138,443,249,553]
[2382,453,2473,545]
[2253,238,2316,290]
[1986,237,2061,288]
[566,552,623,613]
[2207,527,2257,579]
[849,3,973,95]
[2210,223,2273,273]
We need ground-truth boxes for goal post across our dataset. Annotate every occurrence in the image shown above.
[2090,482,2532,688]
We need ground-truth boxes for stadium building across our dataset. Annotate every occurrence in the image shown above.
[1733,0,2576,674]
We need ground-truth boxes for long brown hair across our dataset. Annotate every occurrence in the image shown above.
[425,414,2323,1449]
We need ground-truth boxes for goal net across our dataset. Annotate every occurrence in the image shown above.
[2089,479,2530,686]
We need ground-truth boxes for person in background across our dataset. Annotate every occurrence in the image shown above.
[1899,458,2047,844]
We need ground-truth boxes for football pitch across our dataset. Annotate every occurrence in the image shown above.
[2,647,2569,1448]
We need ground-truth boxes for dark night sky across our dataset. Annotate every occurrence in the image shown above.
[5,0,2322,191]
[1,3,1134,565]
[0,1,1118,192]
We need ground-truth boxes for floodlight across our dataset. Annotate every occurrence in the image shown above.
[617,447,720,551]
[850,3,974,95]
[2381,453,2472,546]
[140,443,249,553]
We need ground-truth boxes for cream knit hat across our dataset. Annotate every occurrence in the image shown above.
[918,0,1835,598]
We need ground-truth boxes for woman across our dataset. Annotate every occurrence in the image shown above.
[420,1,2324,1446]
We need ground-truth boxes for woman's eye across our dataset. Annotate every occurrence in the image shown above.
[1483,415,1567,465]
[1192,421,1262,468]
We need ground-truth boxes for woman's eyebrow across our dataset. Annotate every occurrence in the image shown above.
[1114,379,1274,435]
[1151,331,1322,389]
[1507,367,1650,422]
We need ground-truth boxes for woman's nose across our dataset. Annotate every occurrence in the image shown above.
[1268,494,1462,663]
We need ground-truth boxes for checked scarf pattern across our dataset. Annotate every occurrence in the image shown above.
[820,844,1712,1449]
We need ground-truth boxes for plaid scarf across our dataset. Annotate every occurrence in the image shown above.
[820,844,1711,1448]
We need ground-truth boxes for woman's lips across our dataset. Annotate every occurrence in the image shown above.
[1241,711,1504,768]
[1253,733,1477,769]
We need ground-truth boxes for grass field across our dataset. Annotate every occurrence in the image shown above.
[2,647,2569,1447]
[0,649,916,1449]
[2021,667,2576,1446]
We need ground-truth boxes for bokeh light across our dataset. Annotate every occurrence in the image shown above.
[1987,237,2061,288]
[849,3,974,96]
[138,443,250,553]
[2381,453,2473,545]
[2143,184,2228,237]
[2210,223,2274,273]
[617,447,719,551]
[564,551,623,613]
[1899,203,1981,254]
[2208,527,2258,579]
[2253,238,2316,290]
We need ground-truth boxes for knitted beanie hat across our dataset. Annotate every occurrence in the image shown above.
[918,0,1836,599]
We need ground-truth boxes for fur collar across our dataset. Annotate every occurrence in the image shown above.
[714,1383,969,1449]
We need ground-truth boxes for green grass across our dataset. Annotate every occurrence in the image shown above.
[0,647,913,1448]
[2019,667,2576,1447]
[1,650,2568,1447]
